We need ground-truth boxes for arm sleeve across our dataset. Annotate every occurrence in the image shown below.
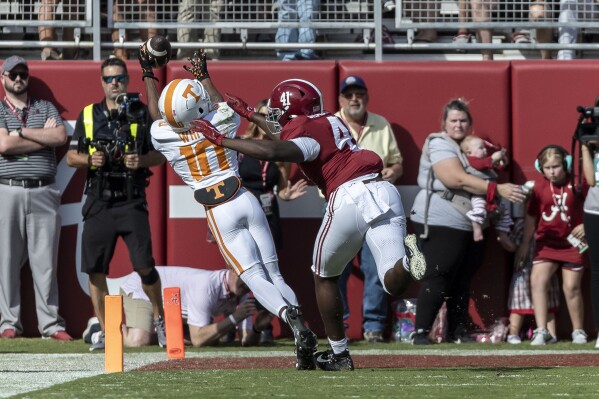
[289,137,320,162]
[467,156,493,171]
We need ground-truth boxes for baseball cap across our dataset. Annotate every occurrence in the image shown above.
[340,75,367,94]
[2,56,28,74]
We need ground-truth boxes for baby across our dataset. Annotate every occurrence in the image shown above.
[460,135,507,241]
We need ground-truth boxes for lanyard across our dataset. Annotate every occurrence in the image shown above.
[260,160,270,189]
[549,181,571,226]
[3,96,30,127]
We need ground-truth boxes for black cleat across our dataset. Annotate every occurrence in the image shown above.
[314,349,354,371]
[285,306,317,370]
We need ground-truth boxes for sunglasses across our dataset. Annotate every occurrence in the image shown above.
[102,74,127,84]
[341,91,366,100]
[3,71,29,81]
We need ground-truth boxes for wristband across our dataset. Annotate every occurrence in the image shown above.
[228,314,237,325]
[17,127,23,138]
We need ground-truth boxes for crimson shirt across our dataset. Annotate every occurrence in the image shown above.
[281,113,382,200]
[527,176,588,264]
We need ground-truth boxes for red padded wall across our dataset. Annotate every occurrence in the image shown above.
[0,60,167,337]
[5,58,596,340]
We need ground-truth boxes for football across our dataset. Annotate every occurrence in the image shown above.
[145,35,172,69]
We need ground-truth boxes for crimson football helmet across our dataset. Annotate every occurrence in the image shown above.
[266,79,323,134]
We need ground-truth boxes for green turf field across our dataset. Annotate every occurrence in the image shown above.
[2,338,599,398]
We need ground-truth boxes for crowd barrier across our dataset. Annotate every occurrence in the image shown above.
[2,59,596,341]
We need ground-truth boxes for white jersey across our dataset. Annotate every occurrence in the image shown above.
[120,266,250,328]
[150,102,241,191]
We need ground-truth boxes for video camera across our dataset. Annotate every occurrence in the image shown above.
[574,106,599,142]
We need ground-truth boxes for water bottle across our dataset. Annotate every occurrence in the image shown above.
[594,152,599,187]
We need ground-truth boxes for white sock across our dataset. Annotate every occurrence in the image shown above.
[328,337,348,355]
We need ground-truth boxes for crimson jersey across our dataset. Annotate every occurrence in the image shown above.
[527,176,588,264]
[281,113,382,200]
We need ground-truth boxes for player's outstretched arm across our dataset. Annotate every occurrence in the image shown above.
[191,119,304,163]
[184,50,224,104]
[138,44,161,121]
[226,93,276,140]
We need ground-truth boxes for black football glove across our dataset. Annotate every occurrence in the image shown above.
[138,42,158,81]
[183,49,210,82]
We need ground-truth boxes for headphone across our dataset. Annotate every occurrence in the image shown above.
[534,145,572,173]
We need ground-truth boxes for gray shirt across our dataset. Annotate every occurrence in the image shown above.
[410,132,472,231]
[0,97,62,179]
[584,186,599,215]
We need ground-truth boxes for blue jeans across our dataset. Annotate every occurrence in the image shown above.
[275,0,319,59]
[338,242,388,333]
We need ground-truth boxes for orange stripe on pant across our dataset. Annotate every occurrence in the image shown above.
[206,207,243,275]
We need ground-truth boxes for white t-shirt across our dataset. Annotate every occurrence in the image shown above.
[120,266,250,328]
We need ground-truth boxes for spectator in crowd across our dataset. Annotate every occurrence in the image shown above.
[511,0,554,60]
[334,75,403,343]
[0,56,71,340]
[102,266,273,347]
[195,78,427,371]
[111,0,158,60]
[38,0,82,60]
[557,0,598,60]
[409,1,438,43]
[409,98,525,345]
[581,137,599,348]
[276,0,320,60]
[459,135,507,241]
[452,0,494,60]
[142,50,318,370]
[177,0,223,60]
[238,99,309,344]
[66,57,166,351]
[515,145,588,345]
[498,215,560,344]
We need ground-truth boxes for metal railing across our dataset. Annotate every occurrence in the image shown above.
[0,0,598,61]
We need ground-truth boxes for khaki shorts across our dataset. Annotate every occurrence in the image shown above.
[120,288,153,333]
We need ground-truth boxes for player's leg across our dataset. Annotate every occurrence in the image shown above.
[121,288,153,347]
[312,192,364,371]
[246,196,299,305]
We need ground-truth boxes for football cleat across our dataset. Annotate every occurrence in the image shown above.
[404,234,427,281]
[285,306,317,370]
[314,349,354,371]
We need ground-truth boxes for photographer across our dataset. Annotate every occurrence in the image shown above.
[66,58,166,351]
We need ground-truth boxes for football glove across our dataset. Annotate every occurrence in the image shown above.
[138,43,158,81]
[183,50,210,82]
[226,93,254,121]
[190,119,224,146]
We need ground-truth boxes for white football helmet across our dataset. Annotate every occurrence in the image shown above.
[158,78,212,132]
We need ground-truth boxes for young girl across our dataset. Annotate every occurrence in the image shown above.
[515,145,589,345]
[498,216,560,344]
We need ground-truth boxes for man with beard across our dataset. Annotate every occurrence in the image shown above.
[0,56,71,340]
